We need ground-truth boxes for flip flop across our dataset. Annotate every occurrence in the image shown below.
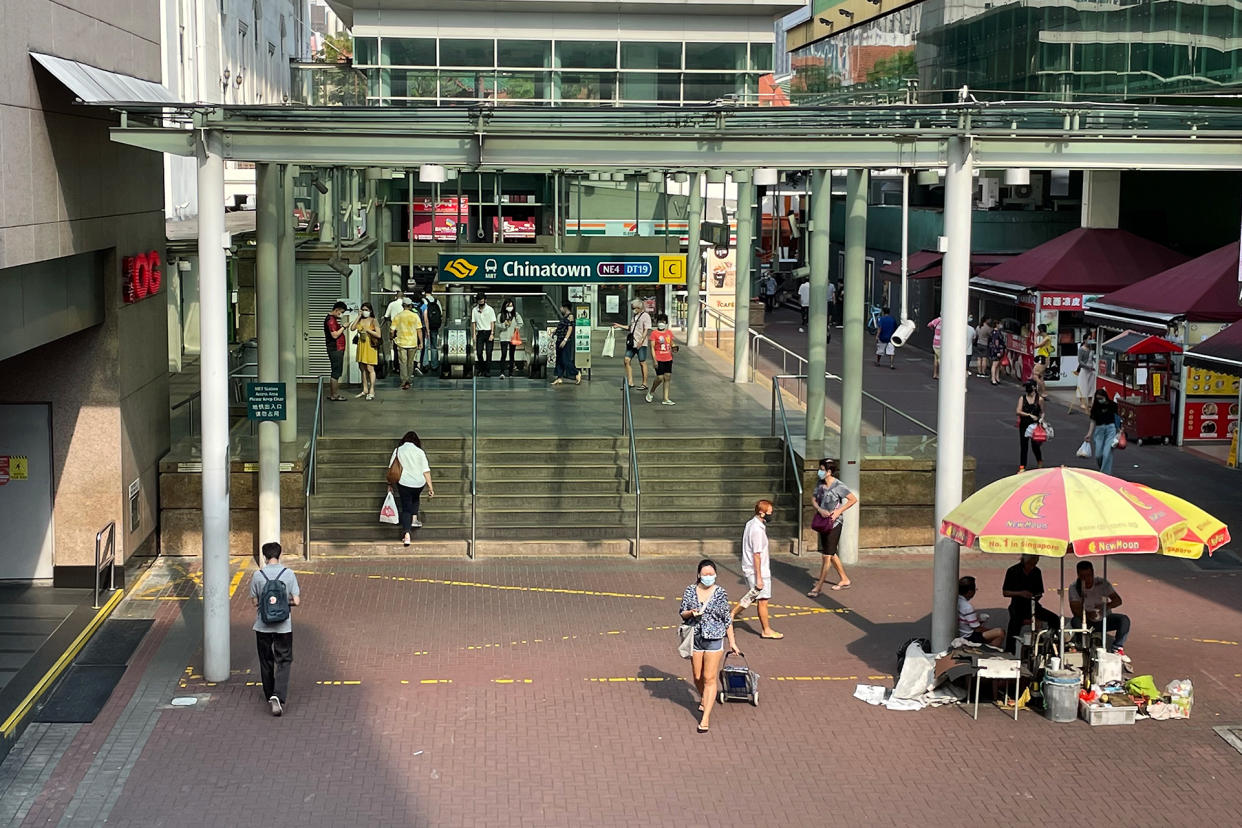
[807,588,821,598]
[760,632,785,640]
[831,583,852,591]
[696,724,710,733]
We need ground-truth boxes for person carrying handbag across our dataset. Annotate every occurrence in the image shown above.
[1016,380,1045,472]
[495,299,523,379]
[678,559,739,733]
[808,458,858,597]
[387,431,435,547]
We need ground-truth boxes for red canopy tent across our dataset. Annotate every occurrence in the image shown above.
[1187,320,1242,369]
[1089,242,1242,325]
[973,228,1188,293]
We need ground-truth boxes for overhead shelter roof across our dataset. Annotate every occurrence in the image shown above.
[1185,321,1242,371]
[326,0,804,28]
[30,52,180,106]
[972,228,1188,295]
[1099,330,1182,356]
[1088,242,1242,326]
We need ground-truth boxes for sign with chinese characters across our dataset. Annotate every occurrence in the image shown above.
[438,253,687,285]
[123,250,163,304]
[246,382,286,421]
[411,197,468,241]
[1039,292,1085,311]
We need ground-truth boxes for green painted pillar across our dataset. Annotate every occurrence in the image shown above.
[278,164,298,445]
[256,162,281,547]
[840,169,868,566]
[806,169,831,448]
[685,172,703,346]
[733,173,755,382]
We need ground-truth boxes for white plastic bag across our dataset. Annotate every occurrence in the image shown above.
[1076,440,1092,458]
[601,328,617,358]
[379,490,400,525]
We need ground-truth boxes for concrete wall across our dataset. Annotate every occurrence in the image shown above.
[0,1,168,577]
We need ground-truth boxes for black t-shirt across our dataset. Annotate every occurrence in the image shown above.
[1002,562,1045,616]
[1090,399,1117,426]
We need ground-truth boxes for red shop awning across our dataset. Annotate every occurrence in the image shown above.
[974,228,1188,293]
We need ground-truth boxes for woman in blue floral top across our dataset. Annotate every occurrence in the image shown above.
[680,558,740,733]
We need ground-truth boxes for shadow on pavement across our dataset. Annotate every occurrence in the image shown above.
[637,664,698,720]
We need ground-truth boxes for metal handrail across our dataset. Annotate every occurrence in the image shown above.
[94,521,117,609]
[302,376,325,560]
[469,370,477,560]
[770,378,804,557]
[620,377,642,559]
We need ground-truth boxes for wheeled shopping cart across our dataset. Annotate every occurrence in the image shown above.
[718,652,759,706]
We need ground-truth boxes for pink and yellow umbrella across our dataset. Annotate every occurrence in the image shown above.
[940,467,1230,559]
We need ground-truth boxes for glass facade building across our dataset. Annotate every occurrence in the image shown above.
[353,36,774,106]
[790,0,1242,104]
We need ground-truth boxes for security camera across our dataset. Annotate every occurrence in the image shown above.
[327,257,351,277]
[890,319,916,347]
[310,173,329,195]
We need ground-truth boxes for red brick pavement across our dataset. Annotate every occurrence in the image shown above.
[94,552,1242,827]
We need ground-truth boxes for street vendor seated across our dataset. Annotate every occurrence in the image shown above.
[957,576,1004,649]
[1002,554,1062,653]
[1069,560,1131,663]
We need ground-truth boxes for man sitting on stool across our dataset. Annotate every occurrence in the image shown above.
[1002,553,1062,654]
[1069,560,1131,664]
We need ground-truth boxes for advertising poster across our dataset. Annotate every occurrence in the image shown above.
[574,305,592,373]
[411,197,468,241]
[1183,400,1240,441]
[704,247,736,320]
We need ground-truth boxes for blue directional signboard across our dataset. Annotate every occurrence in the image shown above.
[439,253,686,285]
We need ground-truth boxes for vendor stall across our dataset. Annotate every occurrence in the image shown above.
[1185,320,1242,468]
[1096,331,1179,444]
[971,229,1186,386]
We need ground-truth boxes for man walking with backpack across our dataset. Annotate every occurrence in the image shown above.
[251,542,300,716]
[423,292,443,372]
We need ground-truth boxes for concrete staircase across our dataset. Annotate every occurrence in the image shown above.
[308,435,799,552]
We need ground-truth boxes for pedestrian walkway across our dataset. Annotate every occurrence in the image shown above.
[1,550,1240,827]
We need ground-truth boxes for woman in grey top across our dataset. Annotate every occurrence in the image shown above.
[495,299,523,379]
[808,458,859,597]
[679,558,740,733]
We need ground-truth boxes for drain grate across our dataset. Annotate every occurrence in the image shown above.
[1214,726,1242,755]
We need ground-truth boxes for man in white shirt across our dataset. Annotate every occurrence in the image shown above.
[965,317,977,377]
[732,500,783,639]
[1069,560,1131,663]
[797,279,810,332]
[826,280,837,328]
[383,288,405,371]
[470,293,497,377]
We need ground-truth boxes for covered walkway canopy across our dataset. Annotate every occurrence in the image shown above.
[879,251,1012,280]
[1089,242,1242,327]
[970,227,1187,297]
[1186,321,1242,371]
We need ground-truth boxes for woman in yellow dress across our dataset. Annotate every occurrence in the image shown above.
[350,302,380,400]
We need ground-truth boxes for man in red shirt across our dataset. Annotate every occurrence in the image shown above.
[324,301,348,401]
[645,313,678,406]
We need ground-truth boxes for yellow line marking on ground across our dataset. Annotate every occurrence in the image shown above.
[770,675,858,681]
[491,679,533,684]
[1157,635,1239,647]
[357,573,667,600]
[315,680,364,686]
[585,677,684,683]
[1,588,125,737]
[227,569,244,598]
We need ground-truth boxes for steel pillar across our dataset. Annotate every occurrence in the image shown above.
[806,169,830,448]
[839,169,868,566]
[197,130,230,683]
[732,175,755,382]
[256,163,281,547]
[278,164,298,444]
[932,136,974,651]
[685,172,704,346]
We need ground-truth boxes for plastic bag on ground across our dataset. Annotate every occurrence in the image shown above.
[379,490,400,524]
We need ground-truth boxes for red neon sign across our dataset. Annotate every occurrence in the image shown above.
[123,250,162,304]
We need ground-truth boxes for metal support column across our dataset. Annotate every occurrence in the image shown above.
[806,169,831,448]
[685,172,704,346]
[840,169,868,566]
[317,168,334,244]
[197,129,230,683]
[732,173,755,382]
[278,164,298,444]
[256,163,281,548]
[932,137,975,651]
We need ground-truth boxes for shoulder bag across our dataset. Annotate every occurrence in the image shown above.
[677,586,716,659]
[386,450,403,486]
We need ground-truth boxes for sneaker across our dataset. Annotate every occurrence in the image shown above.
[413,366,423,376]
[269,696,283,717]
[798,327,805,333]
[1114,647,1131,664]
[661,399,676,406]
[645,392,654,403]
[412,518,423,528]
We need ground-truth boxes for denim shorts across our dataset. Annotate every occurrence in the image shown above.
[692,634,724,653]
[625,346,649,361]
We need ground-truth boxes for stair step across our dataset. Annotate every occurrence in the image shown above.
[313,525,794,542]
[310,493,798,510]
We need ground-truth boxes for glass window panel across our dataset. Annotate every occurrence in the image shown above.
[440,71,490,98]
[354,37,378,65]
[368,68,388,99]
[382,37,435,66]
[557,41,616,69]
[685,42,747,70]
[559,71,617,102]
[620,72,680,102]
[440,39,494,68]
[498,40,551,67]
[621,42,681,70]
[495,71,550,101]
[682,72,744,102]
[390,69,437,98]
[749,43,773,72]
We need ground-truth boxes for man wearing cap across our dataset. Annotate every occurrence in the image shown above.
[392,297,423,390]
[383,288,406,373]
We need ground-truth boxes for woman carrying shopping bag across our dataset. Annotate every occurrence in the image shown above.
[1085,390,1120,475]
[387,431,435,547]
[495,299,523,379]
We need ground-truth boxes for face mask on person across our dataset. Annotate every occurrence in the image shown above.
[699,574,716,587]
[361,310,371,318]
[477,300,486,307]
[657,323,668,331]
[505,304,514,312]
[817,469,827,480]
[760,512,771,523]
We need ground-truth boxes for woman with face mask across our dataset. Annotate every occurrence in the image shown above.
[552,301,581,385]
[1085,389,1119,474]
[495,299,524,379]
[679,558,739,733]
[808,458,858,597]
[349,302,381,400]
